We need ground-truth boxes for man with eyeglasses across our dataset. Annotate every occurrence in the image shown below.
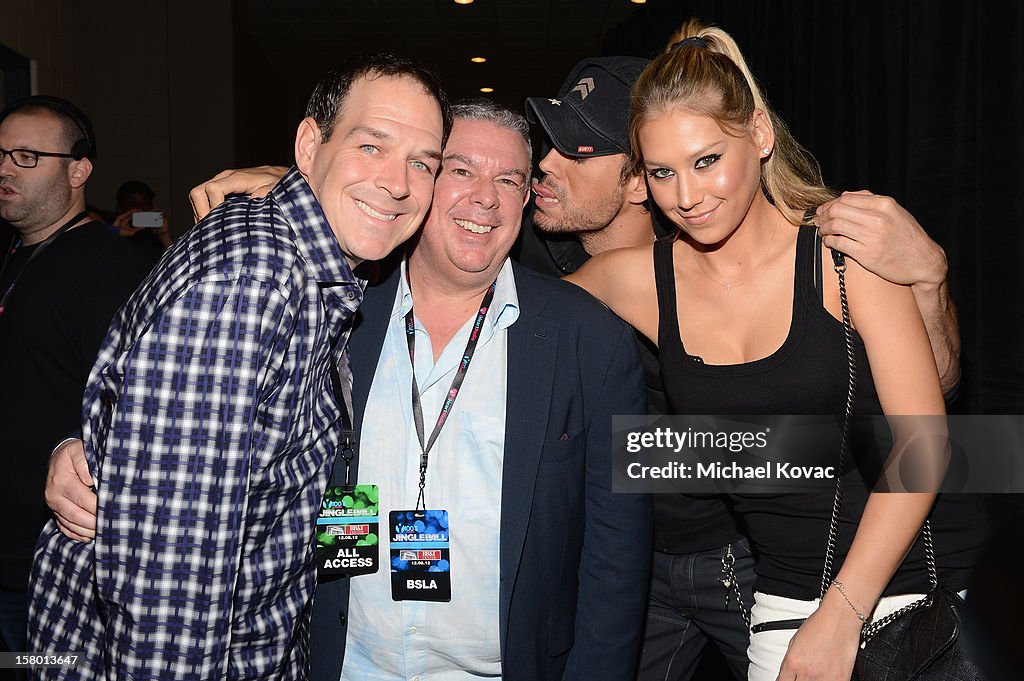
[0,95,156,668]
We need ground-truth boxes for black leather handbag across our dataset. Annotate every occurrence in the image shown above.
[853,579,982,680]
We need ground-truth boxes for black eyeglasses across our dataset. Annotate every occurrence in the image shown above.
[0,147,75,169]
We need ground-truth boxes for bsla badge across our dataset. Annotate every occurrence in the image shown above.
[389,509,452,601]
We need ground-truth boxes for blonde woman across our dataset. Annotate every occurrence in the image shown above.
[566,20,988,681]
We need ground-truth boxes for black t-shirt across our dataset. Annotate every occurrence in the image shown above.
[127,228,166,263]
[0,221,157,590]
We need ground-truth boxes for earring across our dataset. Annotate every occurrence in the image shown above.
[762,148,772,155]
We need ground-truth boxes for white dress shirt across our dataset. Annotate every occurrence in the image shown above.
[341,258,520,681]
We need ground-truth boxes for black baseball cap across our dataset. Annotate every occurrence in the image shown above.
[525,56,650,158]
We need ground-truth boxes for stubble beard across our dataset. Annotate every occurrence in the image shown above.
[533,182,625,236]
[1,168,75,237]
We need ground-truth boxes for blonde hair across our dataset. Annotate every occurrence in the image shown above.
[629,19,836,226]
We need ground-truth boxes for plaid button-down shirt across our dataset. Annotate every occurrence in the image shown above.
[28,167,363,680]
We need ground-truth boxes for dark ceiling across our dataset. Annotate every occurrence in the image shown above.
[243,0,653,115]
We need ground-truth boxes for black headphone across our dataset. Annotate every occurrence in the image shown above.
[0,95,97,160]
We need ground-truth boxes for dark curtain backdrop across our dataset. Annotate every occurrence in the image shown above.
[602,0,1023,415]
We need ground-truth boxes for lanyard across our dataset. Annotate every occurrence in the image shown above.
[405,268,496,511]
[0,210,89,318]
[328,359,357,488]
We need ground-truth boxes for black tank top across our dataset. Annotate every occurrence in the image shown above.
[653,226,990,599]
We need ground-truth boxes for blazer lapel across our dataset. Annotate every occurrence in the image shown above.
[498,266,557,654]
[347,262,402,474]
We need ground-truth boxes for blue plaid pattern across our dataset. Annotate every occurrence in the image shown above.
[27,167,363,680]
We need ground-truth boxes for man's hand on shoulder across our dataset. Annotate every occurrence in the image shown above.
[45,439,97,542]
[815,190,947,288]
[189,165,288,224]
[817,190,961,395]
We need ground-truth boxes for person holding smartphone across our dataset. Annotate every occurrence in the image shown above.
[111,179,173,257]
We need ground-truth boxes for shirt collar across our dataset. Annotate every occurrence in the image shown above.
[491,258,520,330]
[396,257,520,331]
[270,166,361,287]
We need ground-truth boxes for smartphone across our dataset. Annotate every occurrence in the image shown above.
[131,211,164,228]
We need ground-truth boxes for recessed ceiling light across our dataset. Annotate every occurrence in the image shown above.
[470,56,487,63]
[480,87,494,93]
[454,0,474,5]
[630,0,647,4]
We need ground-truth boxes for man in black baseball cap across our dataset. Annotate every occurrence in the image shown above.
[516,56,659,275]
[519,57,758,681]
[525,56,645,158]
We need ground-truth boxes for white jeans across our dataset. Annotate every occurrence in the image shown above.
[746,590,938,681]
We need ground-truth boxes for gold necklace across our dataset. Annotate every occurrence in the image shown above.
[691,224,777,292]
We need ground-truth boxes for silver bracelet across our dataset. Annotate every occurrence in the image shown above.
[831,580,868,623]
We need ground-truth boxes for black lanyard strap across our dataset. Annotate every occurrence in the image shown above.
[405,267,496,511]
[328,344,356,489]
[0,210,89,317]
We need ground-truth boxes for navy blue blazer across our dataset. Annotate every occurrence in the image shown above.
[309,260,652,681]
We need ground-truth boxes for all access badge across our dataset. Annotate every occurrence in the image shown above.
[316,484,380,577]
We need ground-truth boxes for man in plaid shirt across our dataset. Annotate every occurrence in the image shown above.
[27,53,451,680]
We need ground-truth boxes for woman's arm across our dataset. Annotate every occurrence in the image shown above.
[777,253,946,681]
